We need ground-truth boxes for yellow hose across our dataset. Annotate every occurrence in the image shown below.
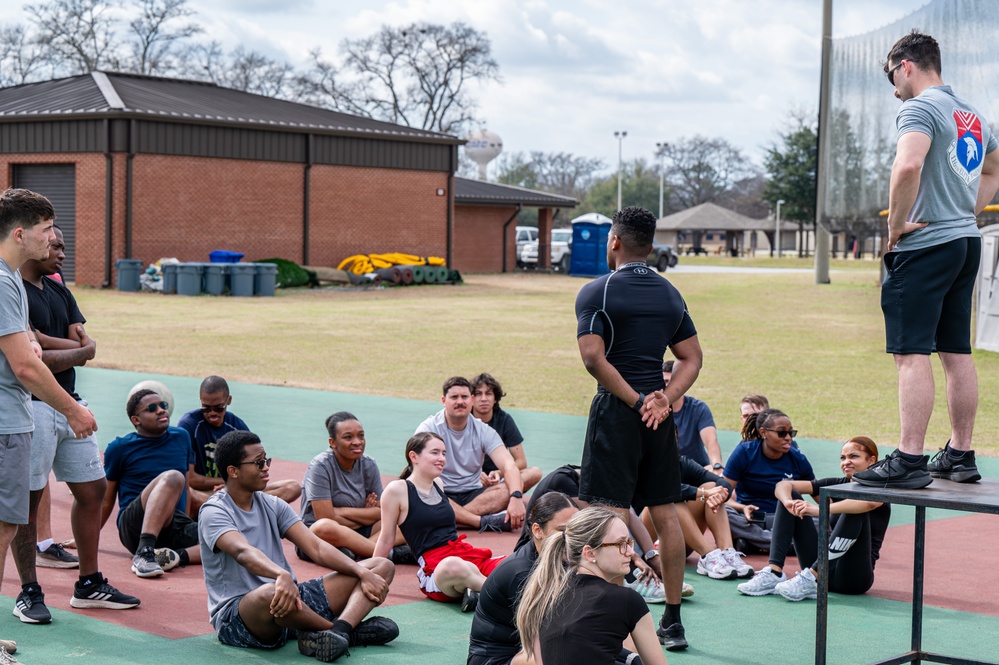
[337,253,446,275]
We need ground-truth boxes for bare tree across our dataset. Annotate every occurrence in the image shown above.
[0,24,52,86]
[658,136,757,209]
[28,0,120,73]
[187,41,296,97]
[126,0,201,74]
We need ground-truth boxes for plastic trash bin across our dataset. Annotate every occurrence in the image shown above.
[254,263,278,296]
[176,263,203,296]
[161,263,178,294]
[115,259,143,292]
[229,264,256,297]
[201,263,226,295]
[209,250,244,263]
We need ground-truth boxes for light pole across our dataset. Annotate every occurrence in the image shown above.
[656,142,665,219]
[775,199,786,258]
[614,130,627,211]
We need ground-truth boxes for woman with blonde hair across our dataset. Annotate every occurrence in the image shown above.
[515,507,667,665]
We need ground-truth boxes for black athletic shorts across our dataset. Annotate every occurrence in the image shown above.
[578,391,682,508]
[882,236,980,355]
[117,496,199,554]
[446,486,489,507]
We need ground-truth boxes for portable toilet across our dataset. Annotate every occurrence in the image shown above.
[569,213,613,277]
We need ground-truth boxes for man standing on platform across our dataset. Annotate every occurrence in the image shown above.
[575,205,702,651]
[855,32,999,489]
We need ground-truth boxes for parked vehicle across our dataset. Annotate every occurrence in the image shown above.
[520,228,573,272]
[515,226,539,268]
[647,243,679,272]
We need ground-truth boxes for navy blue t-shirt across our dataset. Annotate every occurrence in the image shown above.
[481,408,525,474]
[723,439,815,513]
[673,396,714,466]
[177,409,249,477]
[575,262,696,392]
[104,426,195,523]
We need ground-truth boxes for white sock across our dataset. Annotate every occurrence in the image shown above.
[37,538,54,552]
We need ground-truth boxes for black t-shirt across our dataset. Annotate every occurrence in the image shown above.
[481,408,525,474]
[575,262,697,392]
[515,465,581,550]
[23,276,85,400]
[539,573,649,665]
[812,477,892,566]
[468,544,536,659]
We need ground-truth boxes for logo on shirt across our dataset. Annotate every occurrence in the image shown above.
[948,109,985,185]
[633,267,649,275]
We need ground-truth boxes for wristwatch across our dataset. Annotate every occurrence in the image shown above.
[509,491,524,499]
[643,548,659,562]
[713,463,723,470]
[633,393,645,413]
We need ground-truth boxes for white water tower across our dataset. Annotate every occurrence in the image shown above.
[465,130,503,180]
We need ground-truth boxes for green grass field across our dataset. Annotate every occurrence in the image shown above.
[73,265,999,454]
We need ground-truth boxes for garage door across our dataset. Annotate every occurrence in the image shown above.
[12,164,77,281]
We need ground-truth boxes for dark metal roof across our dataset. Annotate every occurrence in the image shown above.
[454,177,577,208]
[656,202,770,231]
[0,72,461,144]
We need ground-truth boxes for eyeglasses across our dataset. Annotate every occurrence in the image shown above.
[596,537,635,556]
[140,401,169,414]
[763,428,797,439]
[201,404,227,413]
[238,457,272,471]
[887,59,916,86]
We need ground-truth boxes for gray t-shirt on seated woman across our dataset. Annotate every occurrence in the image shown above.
[300,449,383,527]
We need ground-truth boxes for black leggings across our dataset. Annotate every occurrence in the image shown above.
[768,498,875,595]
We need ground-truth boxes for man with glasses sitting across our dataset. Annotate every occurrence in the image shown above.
[101,389,202,578]
[178,376,300,516]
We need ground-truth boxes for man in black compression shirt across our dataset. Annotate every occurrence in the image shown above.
[575,206,702,651]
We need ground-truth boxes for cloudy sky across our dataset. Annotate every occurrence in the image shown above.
[12,0,930,173]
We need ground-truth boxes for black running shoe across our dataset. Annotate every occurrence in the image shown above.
[478,511,512,533]
[71,577,141,610]
[36,543,79,569]
[338,616,399,647]
[657,621,688,651]
[460,588,479,613]
[298,629,349,662]
[13,585,51,624]
[928,444,981,483]
[853,449,931,489]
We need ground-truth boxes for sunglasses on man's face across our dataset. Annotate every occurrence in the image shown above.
[887,59,917,86]
[201,404,227,413]
[238,457,272,471]
[140,401,170,414]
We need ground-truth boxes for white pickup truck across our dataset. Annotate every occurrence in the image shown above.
[519,228,572,272]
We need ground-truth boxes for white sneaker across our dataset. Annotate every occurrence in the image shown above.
[722,548,754,578]
[775,568,817,602]
[737,567,786,596]
[681,582,695,598]
[695,548,737,580]
[624,576,666,603]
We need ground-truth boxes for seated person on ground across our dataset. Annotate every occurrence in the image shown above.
[374,432,505,611]
[470,373,542,492]
[738,436,890,601]
[178,375,301,516]
[199,430,397,662]
[415,377,525,534]
[722,409,816,554]
[641,456,752,581]
[662,361,722,469]
[299,412,413,565]
[738,393,769,431]
[101,389,202,578]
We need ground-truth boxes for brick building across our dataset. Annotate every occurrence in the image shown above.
[0,72,574,285]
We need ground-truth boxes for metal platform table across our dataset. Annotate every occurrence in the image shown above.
[815,477,999,665]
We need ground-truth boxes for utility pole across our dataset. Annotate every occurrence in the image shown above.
[656,142,665,219]
[776,199,785,258]
[614,130,627,211]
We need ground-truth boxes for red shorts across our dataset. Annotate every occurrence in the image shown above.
[417,534,505,603]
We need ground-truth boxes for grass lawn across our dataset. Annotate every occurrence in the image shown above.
[74,265,999,455]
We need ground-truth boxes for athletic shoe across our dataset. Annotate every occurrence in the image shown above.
[0,639,15,654]
[389,545,417,566]
[775,568,817,602]
[70,577,141,610]
[853,449,931,489]
[681,582,695,598]
[460,588,479,613]
[695,548,737,580]
[0,645,17,665]
[928,444,981,483]
[298,629,350,662]
[656,621,688,651]
[13,585,51,624]
[722,548,754,578]
[36,543,79,569]
[339,616,399,647]
[130,547,164,578]
[154,548,181,571]
[737,567,786,596]
[479,511,512,533]
[624,576,666,603]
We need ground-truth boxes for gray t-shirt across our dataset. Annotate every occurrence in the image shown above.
[198,490,300,626]
[0,257,33,434]
[895,85,998,251]
[416,410,503,492]
[300,450,383,528]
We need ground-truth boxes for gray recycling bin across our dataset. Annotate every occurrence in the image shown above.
[201,263,226,296]
[229,264,256,297]
[176,263,203,296]
[253,263,278,296]
[161,263,178,294]
[115,259,143,292]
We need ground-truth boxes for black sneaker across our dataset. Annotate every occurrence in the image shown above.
[389,545,417,566]
[13,585,51,624]
[460,588,479,613]
[337,616,399,647]
[298,629,350,662]
[36,543,79,569]
[928,444,981,483]
[479,511,512,533]
[656,621,688,651]
[853,449,932,489]
[71,577,141,610]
